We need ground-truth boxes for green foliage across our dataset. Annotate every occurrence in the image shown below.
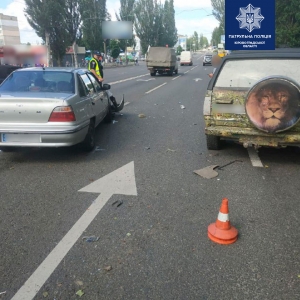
[24,0,69,65]
[176,45,183,55]
[276,0,300,47]
[116,0,136,50]
[134,0,177,53]
[80,0,108,51]
[110,40,121,58]
[211,0,225,31]
[211,26,223,47]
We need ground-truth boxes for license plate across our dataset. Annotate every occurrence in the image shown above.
[1,133,41,143]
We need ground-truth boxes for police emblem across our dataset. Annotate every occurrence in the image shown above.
[236,4,264,32]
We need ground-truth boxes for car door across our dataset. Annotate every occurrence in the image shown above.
[86,73,107,125]
[79,73,103,125]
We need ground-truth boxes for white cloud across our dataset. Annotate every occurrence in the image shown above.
[0,0,42,45]
[174,0,212,9]
[176,16,219,41]
[106,0,121,21]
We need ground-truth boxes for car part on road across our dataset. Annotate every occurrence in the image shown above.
[217,160,243,170]
[194,165,219,179]
[138,114,146,118]
[112,200,123,207]
[208,198,238,245]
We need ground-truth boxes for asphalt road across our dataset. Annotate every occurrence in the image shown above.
[0,52,299,300]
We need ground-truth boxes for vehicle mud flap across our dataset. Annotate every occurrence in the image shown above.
[110,94,125,112]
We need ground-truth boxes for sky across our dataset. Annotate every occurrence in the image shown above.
[0,0,219,45]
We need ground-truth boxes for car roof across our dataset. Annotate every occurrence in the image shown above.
[15,67,88,73]
[226,48,300,59]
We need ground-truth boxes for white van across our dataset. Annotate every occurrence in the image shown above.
[180,51,193,66]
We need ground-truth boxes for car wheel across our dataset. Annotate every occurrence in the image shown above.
[175,69,178,74]
[82,119,95,151]
[150,72,156,76]
[206,135,221,150]
[167,71,173,76]
[104,101,113,123]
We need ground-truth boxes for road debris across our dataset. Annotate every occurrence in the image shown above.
[95,147,106,152]
[112,120,118,124]
[138,114,146,118]
[112,200,123,207]
[145,147,151,150]
[104,265,113,272]
[0,291,7,296]
[194,165,219,179]
[126,233,132,237]
[76,289,85,297]
[217,160,242,170]
[82,236,99,243]
[180,105,185,109]
[42,291,49,298]
[166,148,176,152]
[75,280,84,286]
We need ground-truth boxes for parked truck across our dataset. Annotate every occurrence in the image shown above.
[146,47,178,76]
[180,51,193,66]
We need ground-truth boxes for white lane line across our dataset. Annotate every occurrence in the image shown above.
[172,75,181,80]
[184,70,190,74]
[124,101,130,106]
[145,82,167,94]
[247,148,264,167]
[110,73,149,85]
[191,66,198,70]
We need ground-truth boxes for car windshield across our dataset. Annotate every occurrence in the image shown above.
[0,70,75,93]
[215,59,300,88]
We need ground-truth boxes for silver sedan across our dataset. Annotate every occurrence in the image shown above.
[0,67,120,151]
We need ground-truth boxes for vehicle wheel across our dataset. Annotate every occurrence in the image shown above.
[82,119,96,151]
[203,63,205,66]
[175,69,178,74]
[167,71,173,76]
[150,72,156,76]
[104,101,113,123]
[206,135,221,150]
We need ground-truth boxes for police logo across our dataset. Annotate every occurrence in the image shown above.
[236,4,264,32]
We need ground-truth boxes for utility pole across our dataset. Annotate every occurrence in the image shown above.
[45,30,50,67]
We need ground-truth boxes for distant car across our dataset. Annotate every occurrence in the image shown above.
[140,55,146,61]
[204,49,300,150]
[0,67,123,151]
[203,54,212,66]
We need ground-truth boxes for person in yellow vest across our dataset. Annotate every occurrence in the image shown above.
[88,51,103,82]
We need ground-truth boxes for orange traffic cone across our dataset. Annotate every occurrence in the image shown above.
[208,198,238,245]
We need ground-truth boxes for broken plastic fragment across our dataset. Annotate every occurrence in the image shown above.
[112,120,118,124]
[104,265,113,271]
[82,236,99,243]
[126,233,132,237]
[76,290,85,297]
[138,114,146,118]
[43,291,49,298]
[180,105,185,109]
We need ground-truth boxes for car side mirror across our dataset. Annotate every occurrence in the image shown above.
[102,83,111,90]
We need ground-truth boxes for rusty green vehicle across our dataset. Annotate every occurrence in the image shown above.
[204,49,300,150]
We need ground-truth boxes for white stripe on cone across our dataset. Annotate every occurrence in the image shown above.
[218,212,229,222]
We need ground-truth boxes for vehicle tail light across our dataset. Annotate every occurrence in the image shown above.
[48,106,76,122]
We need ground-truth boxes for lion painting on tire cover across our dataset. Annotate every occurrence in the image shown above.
[246,80,300,133]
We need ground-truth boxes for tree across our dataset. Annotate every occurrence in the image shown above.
[193,31,199,50]
[134,0,164,53]
[160,0,177,48]
[109,40,121,58]
[116,0,136,50]
[80,0,108,51]
[276,0,300,47]
[211,26,223,47]
[176,45,183,55]
[211,0,225,31]
[24,0,69,66]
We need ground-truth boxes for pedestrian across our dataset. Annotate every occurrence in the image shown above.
[208,55,222,78]
[135,57,139,66]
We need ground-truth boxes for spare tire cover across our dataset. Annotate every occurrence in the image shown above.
[245,77,300,133]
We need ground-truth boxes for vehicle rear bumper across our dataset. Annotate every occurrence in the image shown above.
[0,123,89,147]
[205,126,300,147]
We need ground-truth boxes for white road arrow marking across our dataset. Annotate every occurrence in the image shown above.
[12,162,137,300]
[194,78,202,82]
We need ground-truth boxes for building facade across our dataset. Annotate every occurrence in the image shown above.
[0,13,21,46]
